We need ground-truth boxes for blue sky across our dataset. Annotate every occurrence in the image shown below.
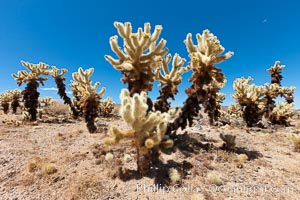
[0,0,299,108]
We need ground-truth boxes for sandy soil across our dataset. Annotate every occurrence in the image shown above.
[0,109,300,200]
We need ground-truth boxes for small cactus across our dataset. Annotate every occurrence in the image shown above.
[220,133,236,151]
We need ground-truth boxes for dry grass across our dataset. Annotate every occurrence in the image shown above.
[66,175,109,200]
[48,101,70,115]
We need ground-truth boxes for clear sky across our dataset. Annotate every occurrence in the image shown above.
[0,0,299,108]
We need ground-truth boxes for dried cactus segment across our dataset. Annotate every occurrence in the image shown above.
[104,89,171,175]
[71,67,106,133]
[105,22,169,94]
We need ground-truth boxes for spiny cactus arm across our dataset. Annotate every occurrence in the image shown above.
[12,61,50,85]
[216,93,226,103]
[232,77,266,104]
[0,92,11,102]
[6,89,22,99]
[144,120,169,149]
[105,22,168,73]
[39,97,52,106]
[21,61,50,76]
[155,53,189,87]
[184,30,234,67]
[72,67,106,97]
[279,86,296,95]
[270,102,294,120]
[267,61,285,73]
[50,66,68,78]
[104,125,135,145]
[106,89,171,147]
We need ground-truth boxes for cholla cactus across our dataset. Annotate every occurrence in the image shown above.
[288,133,300,152]
[269,102,294,126]
[168,29,233,131]
[232,77,266,127]
[220,133,236,151]
[11,61,50,121]
[105,21,168,96]
[104,89,173,175]
[154,53,189,112]
[6,89,22,114]
[279,86,295,104]
[263,83,280,117]
[50,66,79,118]
[99,97,114,117]
[71,67,106,133]
[38,97,53,118]
[228,103,243,118]
[267,61,285,85]
[0,92,11,114]
[39,97,53,107]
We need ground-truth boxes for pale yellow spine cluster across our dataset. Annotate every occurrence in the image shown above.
[154,53,189,88]
[264,83,280,98]
[267,61,285,73]
[228,103,243,118]
[6,89,22,99]
[70,67,106,104]
[0,93,11,103]
[105,89,172,149]
[216,93,226,104]
[100,97,114,114]
[279,86,296,95]
[49,66,68,78]
[270,102,294,123]
[39,97,53,107]
[12,61,50,84]
[104,22,168,72]
[232,76,266,108]
[184,29,234,68]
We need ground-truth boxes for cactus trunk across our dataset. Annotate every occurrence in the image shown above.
[2,102,9,114]
[23,80,39,121]
[83,97,99,133]
[55,77,79,118]
[135,138,160,175]
[154,85,174,113]
[11,98,20,114]
[243,103,263,127]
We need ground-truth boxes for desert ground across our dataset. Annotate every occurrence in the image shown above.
[0,104,300,200]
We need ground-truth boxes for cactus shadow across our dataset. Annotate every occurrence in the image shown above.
[163,132,212,157]
[118,160,193,188]
[234,147,263,160]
